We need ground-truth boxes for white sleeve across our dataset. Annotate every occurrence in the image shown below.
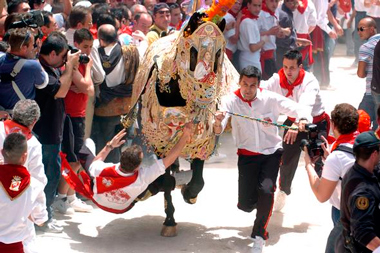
[27,140,48,187]
[89,160,114,177]
[307,1,318,27]
[274,91,312,122]
[298,78,320,110]
[314,0,332,33]
[260,74,278,91]
[90,41,106,85]
[30,182,48,225]
[241,20,260,45]
[139,156,166,185]
[219,95,233,133]
[321,152,343,182]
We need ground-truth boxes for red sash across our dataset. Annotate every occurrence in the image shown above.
[3,120,33,140]
[331,131,359,152]
[311,26,324,52]
[297,0,308,14]
[60,152,137,214]
[241,7,259,22]
[0,164,30,200]
[260,49,275,76]
[96,166,138,194]
[0,242,24,253]
[278,68,305,97]
[297,33,314,65]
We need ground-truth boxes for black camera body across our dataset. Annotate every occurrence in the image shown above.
[68,45,90,64]
[300,124,324,159]
[9,10,44,29]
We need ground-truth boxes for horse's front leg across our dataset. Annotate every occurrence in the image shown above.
[161,169,177,237]
[181,158,205,204]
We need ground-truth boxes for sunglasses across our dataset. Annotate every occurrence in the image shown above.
[157,10,170,15]
[357,26,368,32]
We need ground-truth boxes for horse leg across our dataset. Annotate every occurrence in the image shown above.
[161,168,177,237]
[181,158,205,204]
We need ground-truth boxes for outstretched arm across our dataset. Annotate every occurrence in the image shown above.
[93,129,127,162]
[162,123,193,168]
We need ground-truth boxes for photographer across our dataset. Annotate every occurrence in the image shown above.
[303,103,359,253]
[34,31,80,233]
[0,27,48,112]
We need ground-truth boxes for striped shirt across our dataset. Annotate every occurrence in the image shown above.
[359,33,380,94]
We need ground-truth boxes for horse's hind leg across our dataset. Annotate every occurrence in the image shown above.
[161,169,177,237]
[181,158,205,204]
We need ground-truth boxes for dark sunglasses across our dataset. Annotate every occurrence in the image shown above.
[357,26,368,32]
[157,10,170,15]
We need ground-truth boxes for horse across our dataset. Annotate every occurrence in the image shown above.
[122,7,240,237]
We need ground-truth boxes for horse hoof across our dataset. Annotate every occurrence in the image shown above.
[161,225,177,237]
[181,186,197,204]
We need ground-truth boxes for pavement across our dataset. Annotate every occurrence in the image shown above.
[34,43,366,253]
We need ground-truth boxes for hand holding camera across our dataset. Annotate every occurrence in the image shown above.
[66,50,81,71]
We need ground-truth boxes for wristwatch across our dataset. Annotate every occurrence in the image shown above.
[106,141,114,150]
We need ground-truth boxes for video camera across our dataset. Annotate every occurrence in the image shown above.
[8,10,44,29]
[68,45,90,64]
[300,124,325,160]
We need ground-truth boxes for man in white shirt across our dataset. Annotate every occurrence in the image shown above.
[214,65,310,253]
[260,49,327,211]
[237,0,265,71]
[0,133,48,253]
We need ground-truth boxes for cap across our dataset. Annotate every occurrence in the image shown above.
[353,131,380,151]
[357,110,371,133]
[153,3,170,15]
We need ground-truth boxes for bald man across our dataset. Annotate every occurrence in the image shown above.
[356,17,380,130]
[90,24,140,163]
[133,12,153,35]
[130,4,148,19]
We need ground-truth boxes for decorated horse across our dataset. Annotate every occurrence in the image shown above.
[121,0,240,236]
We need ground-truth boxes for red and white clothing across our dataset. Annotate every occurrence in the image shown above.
[312,0,332,34]
[0,164,48,248]
[89,157,165,211]
[258,9,279,52]
[64,64,88,118]
[0,121,47,187]
[260,70,325,117]
[237,11,261,71]
[294,0,317,34]
[219,88,312,154]
[224,12,238,56]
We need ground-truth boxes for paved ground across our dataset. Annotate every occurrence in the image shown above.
[35,43,366,253]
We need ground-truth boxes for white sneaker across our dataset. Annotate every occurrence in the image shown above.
[36,219,64,233]
[53,197,75,215]
[273,190,287,212]
[70,198,93,212]
[251,236,265,253]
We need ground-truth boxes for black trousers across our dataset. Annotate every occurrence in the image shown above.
[279,118,328,195]
[237,149,283,240]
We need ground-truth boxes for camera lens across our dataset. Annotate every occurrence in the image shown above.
[79,54,90,64]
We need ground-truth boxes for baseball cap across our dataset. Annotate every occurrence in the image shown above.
[153,3,170,15]
[353,131,380,151]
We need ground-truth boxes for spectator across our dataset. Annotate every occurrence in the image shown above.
[41,11,58,40]
[66,6,92,45]
[142,0,156,13]
[357,17,380,130]
[0,27,48,111]
[0,133,48,253]
[7,0,30,14]
[133,12,152,35]
[89,3,109,39]
[146,3,171,45]
[169,3,181,30]
[130,3,147,20]
[55,28,94,214]
[34,31,80,232]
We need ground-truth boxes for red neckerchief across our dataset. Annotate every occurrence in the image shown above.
[4,120,33,140]
[0,164,30,200]
[241,7,259,22]
[228,9,239,19]
[297,0,308,14]
[234,88,261,107]
[331,131,359,152]
[96,166,139,194]
[278,68,305,97]
[119,25,132,35]
[90,24,98,40]
[262,2,277,18]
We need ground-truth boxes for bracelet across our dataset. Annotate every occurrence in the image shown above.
[106,141,114,150]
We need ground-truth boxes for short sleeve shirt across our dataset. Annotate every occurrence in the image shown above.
[359,34,380,94]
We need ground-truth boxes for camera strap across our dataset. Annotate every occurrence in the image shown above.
[333,145,354,181]
[10,59,26,101]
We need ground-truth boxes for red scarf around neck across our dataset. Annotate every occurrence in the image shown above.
[278,68,305,97]
[0,164,30,200]
[297,0,308,14]
[331,131,359,152]
[241,7,259,22]
[262,2,277,17]
[4,120,33,140]
[234,88,261,107]
[228,9,239,19]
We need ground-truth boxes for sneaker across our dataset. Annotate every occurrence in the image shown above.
[53,197,75,215]
[70,198,93,212]
[250,236,265,253]
[36,219,63,233]
[273,190,287,212]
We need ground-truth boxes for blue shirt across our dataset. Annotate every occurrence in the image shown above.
[0,53,47,110]
[359,33,380,94]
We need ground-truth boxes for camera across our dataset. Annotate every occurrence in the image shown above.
[9,10,44,29]
[68,45,90,64]
[300,124,325,160]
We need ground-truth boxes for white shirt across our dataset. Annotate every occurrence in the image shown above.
[65,28,75,46]
[238,18,261,71]
[322,143,355,209]
[260,71,325,117]
[224,13,238,53]
[293,0,317,34]
[89,156,165,211]
[258,10,278,50]
[354,0,368,12]
[367,5,380,18]
[90,40,126,87]
[0,122,47,187]
[312,0,332,33]
[220,89,312,154]
[0,178,48,244]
